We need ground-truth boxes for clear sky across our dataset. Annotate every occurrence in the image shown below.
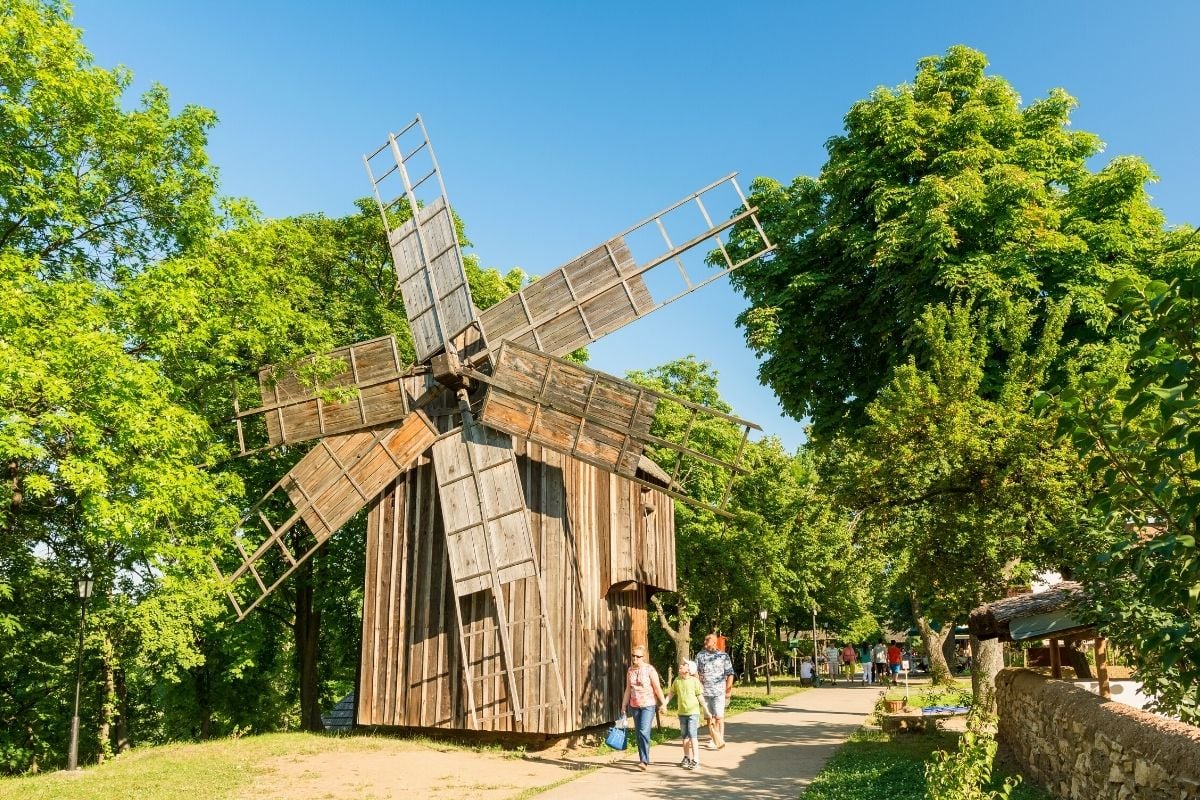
[72,1,1199,452]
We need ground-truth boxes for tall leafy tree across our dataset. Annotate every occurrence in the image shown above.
[0,0,224,771]
[826,301,1092,700]
[720,44,1174,699]
[725,45,1165,442]
[628,358,858,670]
[1051,252,1200,723]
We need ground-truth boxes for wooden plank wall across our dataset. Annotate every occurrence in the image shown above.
[358,439,675,734]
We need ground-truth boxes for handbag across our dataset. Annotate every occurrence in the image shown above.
[605,715,628,750]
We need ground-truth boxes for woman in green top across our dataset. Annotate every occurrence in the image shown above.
[665,659,706,769]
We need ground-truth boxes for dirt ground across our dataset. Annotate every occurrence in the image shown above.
[234,741,596,800]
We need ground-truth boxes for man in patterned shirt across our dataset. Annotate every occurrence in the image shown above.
[694,633,734,749]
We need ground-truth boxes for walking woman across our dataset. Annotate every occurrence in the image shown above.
[621,644,665,769]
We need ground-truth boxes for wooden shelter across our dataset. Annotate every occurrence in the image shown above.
[968,582,1112,699]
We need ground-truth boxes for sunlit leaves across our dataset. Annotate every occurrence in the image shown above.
[1050,262,1200,722]
[722,45,1163,441]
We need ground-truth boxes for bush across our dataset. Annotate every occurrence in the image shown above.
[925,708,1021,800]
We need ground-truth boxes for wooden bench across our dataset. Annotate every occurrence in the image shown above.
[881,709,968,734]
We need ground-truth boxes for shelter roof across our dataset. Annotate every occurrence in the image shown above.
[968,581,1093,642]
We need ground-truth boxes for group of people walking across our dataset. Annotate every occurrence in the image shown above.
[799,640,909,686]
[620,633,734,770]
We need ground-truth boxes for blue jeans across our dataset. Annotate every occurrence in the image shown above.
[627,705,656,764]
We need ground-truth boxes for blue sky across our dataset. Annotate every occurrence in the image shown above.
[73,1,1199,452]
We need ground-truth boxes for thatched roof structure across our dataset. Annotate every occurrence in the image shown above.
[968,582,1092,642]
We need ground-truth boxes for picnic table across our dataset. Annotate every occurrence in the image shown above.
[881,706,970,734]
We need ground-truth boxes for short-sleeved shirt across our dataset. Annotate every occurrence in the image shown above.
[671,675,704,716]
[824,647,839,666]
[841,645,856,664]
[626,663,661,708]
[872,644,887,663]
[859,647,872,664]
[887,645,902,665]
[800,661,814,678]
[694,648,734,697]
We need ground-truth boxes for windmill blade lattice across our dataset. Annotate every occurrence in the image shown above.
[477,173,772,360]
[215,411,437,620]
[230,335,413,456]
[471,341,759,516]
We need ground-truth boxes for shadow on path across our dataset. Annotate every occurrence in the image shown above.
[537,686,877,800]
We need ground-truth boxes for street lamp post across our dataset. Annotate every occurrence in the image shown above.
[67,575,94,771]
[758,608,771,695]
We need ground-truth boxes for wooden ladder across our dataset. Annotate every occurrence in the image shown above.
[431,418,566,728]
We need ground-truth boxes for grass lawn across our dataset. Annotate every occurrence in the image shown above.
[802,723,1051,799]
[0,732,403,800]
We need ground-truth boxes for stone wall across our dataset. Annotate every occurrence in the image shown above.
[995,668,1200,799]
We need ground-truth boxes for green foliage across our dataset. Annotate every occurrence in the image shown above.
[826,300,1092,626]
[804,727,1048,800]
[629,358,867,659]
[723,45,1165,442]
[0,0,533,773]
[925,709,1022,800]
[0,0,218,281]
[1048,256,1200,723]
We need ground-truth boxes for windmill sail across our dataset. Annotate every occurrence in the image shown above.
[431,421,566,725]
[365,116,482,364]
[231,335,413,454]
[215,412,438,620]
[477,173,773,360]
[472,341,759,515]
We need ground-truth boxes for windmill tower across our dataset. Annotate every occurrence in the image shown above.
[215,116,773,734]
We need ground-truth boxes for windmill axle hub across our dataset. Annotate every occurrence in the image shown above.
[431,351,466,390]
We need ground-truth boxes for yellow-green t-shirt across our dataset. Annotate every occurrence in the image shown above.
[671,676,704,716]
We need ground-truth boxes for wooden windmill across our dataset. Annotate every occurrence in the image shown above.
[215,116,773,733]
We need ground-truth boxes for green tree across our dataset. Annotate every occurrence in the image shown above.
[826,301,1092,701]
[628,358,859,671]
[724,45,1165,442]
[0,0,227,772]
[0,0,217,281]
[1050,258,1200,723]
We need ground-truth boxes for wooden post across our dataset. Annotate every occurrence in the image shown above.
[1095,636,1111,699]
[1049,638,1062,679]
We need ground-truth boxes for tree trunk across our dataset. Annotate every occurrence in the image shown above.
[911,595,954,685]
[942,624,959,673]
[114,667,130,753]
[295,554,323,732]
[97,632,115,764]
[8,460,20,520]
[1064,642,1092,679]
[650,593,692,668]
[195,664,213,739]
[969,634,1005,711]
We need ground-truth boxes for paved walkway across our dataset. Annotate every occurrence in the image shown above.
[537,683,879,800]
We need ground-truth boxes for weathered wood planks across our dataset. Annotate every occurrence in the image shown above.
[220,411,437,620]
[357,442,675,734]
[250,335,411,448]
[388,196,477,363]
[431,425,538,596]
[478,342,658,478]
[477,238,653,359]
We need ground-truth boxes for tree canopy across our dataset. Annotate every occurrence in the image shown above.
[726,45,1166,441]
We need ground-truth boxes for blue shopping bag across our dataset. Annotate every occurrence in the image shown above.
[605,715,628,750]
